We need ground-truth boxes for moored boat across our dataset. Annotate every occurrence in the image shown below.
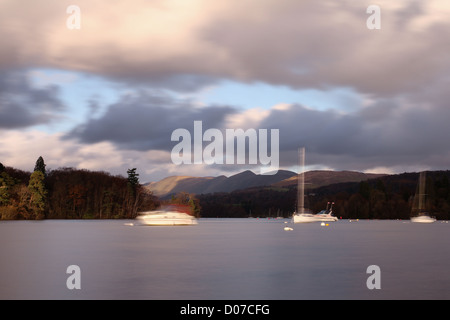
[136,205,198,226]
[410,172,436,224]
[293,148,338,223]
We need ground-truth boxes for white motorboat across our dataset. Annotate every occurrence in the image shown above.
[293,211,338,223]
[293,148,338,223]
[136,205,198,226]
[293,211,322,223]
[410,172,436,224]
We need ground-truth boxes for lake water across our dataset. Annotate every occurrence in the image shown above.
[0,218,449,300]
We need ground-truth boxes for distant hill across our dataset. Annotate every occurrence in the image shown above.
[274,170,387,189]
[145,175,219,197]
[145,170,297,197]
[146,169,387,197]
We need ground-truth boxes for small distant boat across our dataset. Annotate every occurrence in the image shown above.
[136,205,198,226]
[410,172,436,224]
[293,148,338,223]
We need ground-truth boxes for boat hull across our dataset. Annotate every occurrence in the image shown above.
[136,211,198,226]
[315,214,338,222]
[293,213,338,223]
[411,215,436,223]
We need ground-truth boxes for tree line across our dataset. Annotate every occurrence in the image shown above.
[197,171,450,220]
[0,157,159,220]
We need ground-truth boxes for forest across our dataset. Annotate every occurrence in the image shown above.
[197,171,450,220]
[0,157,159,220]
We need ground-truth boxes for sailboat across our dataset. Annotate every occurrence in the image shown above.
[293,148,338,223]
[410,171,436,223]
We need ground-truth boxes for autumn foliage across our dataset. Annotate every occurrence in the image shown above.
[0,158,159,220]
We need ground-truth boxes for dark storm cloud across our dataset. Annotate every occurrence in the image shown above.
[67,91,237,151]
[0,71,65,128]
[260,95,450,171]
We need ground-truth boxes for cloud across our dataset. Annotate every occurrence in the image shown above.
[0,0,226,91]
[67,90,237,151]
[0,71,66,128]
[0,129,166,180]
[258,95,450,172]
[1,0,449,95]
[201,0,450,95]
[0,129,245,182]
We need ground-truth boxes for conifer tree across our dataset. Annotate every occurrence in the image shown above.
[34,156,46,176]
[127,168,139,197]
[126,168,140,217]
[28,169,47,219]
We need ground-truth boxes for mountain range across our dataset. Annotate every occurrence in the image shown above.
[145,170,386,198]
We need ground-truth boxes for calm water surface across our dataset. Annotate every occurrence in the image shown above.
[0,218,449,299]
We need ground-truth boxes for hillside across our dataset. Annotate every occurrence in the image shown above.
[274,170,387,189]
[146,169,386,197]
[146,170,297,197]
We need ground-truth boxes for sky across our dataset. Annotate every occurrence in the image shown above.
[1,0,450,182]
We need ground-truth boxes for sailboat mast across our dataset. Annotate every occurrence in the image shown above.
[298,147,305,214]
[418,171,426,213]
